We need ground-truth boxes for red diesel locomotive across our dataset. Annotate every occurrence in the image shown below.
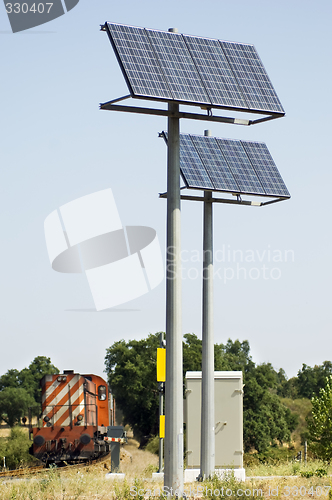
[30,371,116,464]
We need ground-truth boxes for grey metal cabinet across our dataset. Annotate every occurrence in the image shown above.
[185,371,243,469]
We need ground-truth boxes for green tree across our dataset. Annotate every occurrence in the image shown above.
[0,356,58,405]
[0,387,35,427]
[307,376,332,461]
[297,362,332,399]
[183,333,202,374]
[215,339,254,373]
[20,356,59,403]
[105,333,161,442]
[243,365,298,452]
[276,371,299,399]
[0,369,21,391]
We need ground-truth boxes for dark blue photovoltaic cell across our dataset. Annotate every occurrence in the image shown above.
[183,35,247,109]
[215,138,265,195]
[106,23,172,99]
[241,141,290,197]
[179,135,213,190]
[190,135,239,192]
[146,29,210,105]
[220,42,284,114]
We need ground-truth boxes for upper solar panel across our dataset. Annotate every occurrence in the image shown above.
[105,22,285,116]
[162,132,290,199]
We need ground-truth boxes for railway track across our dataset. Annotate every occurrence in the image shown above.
[0,453,111,479]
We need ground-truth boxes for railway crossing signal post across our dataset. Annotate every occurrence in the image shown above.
[157,333,166,473]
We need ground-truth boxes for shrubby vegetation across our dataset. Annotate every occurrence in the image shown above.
[0,426,37,469]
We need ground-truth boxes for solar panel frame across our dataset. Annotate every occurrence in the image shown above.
[241,141,290,197]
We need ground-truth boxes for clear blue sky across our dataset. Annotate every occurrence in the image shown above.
[1,0,331,380]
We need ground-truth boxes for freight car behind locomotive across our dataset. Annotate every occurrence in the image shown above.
[30,371,117,464]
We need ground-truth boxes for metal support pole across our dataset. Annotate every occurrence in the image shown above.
[159,332,165,473]
[304,441,307,464]
[200,130,215,479]
[164,100,183,495]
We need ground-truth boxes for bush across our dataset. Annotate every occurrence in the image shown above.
[315,467,327,477]
[203,473,256,500]
[244,446,296,466]
[0,426,38,470]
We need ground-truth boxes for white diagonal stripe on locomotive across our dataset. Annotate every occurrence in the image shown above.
[43,383,84,426]
[42,376,84,424]
[54,386,85,426]
[44,378,83,424]
[42,374,81,408]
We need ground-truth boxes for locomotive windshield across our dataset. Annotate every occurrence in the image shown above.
[98,385,107,401]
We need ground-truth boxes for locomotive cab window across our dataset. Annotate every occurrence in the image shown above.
[98,385,107,401]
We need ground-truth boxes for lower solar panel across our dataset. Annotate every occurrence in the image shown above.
[162,132,290,199]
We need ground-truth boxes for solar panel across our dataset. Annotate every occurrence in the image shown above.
[241,141,290,197]
[104,23,285,116]
[216,138,265,195]
[105,24,171,100]
[183,35,247,110]
[146,29,210,105]
[190,135,239,193]
[220,42,284,114]
[162,132,290,198]
[179,135,214,190]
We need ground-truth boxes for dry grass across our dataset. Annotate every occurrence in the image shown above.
[0,423,11,438]
[1,441,332,500]
[120,437,158,479]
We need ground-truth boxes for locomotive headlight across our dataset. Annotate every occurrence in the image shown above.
[77,415,83,422]
[44,416,50,423]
